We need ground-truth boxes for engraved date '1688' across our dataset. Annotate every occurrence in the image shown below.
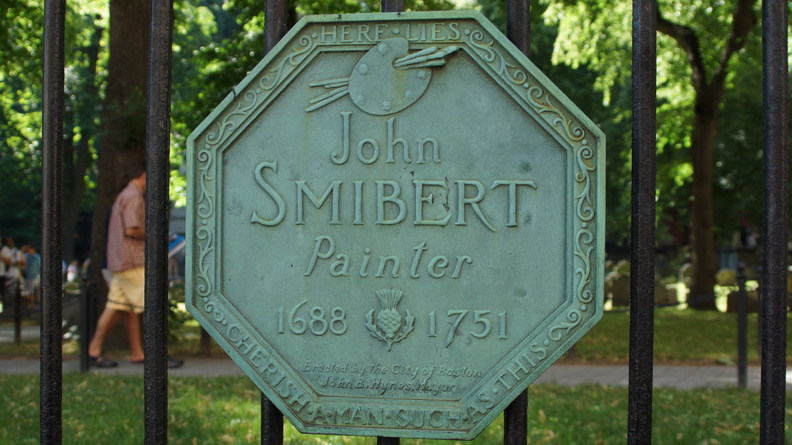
[276,289,508,350]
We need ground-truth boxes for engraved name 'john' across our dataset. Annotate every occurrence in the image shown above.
[250,112,538,232]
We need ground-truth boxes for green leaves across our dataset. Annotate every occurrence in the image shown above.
[540,0,775,255]
[0,0,107,243]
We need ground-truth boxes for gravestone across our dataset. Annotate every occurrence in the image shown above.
[186,11,605,439]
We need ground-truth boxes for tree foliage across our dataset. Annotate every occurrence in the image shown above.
[3,0,787,292]
[542,0,789,307]
[0,1,44,243]
[1,0,106,248]
[477,0,633,243]
[3,0,460,251]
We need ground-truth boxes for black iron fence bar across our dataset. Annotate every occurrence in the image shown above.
[261,395,284,445]
[507,0,530,59]
[79,286,90,372]
[760,0,789,442]
[628,0,656,443]
[377,436,400,445]
[504,390,528,445]
[41,0,66,443]
[144,0,175,443]
[264,0,290,57]
[737,263,748,389]
[503,2,530,444]
[378,3,404,444]
[261,1,290,443]
[381,0,404,14]
[13,284,23,343]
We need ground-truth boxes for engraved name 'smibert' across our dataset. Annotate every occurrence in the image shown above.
[250,112,537,279]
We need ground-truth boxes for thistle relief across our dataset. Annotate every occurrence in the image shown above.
[365,288,415,351]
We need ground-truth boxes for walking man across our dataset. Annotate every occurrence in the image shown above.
[88,161,182,368]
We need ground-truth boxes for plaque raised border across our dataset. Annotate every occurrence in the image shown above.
[187,10,605,439]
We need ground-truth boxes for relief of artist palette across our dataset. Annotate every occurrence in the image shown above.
[186,11,605,440]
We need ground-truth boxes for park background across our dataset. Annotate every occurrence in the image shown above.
[3,0,790,309]
[0,0,791,443]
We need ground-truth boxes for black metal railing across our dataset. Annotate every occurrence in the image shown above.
[759,0,789,440]
[39,0,788,444]
[628,0,657,441]
[41,0,65,442]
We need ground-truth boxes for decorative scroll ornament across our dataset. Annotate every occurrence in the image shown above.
[365,288,415,351]
[463,27,586,146]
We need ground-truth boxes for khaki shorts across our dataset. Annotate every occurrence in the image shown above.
[106,267,145,314]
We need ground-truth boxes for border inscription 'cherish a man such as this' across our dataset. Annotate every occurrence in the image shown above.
[187,11,604,440]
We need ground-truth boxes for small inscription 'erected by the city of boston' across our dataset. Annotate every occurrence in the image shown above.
[187,11,605,440]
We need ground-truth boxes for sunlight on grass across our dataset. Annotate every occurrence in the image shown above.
[570,307,784,364]
[2,375,789,443]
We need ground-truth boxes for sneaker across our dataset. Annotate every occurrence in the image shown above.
[89,355,118,368]
[167,356,185,369]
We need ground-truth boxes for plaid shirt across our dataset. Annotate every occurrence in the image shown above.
[106,181,145,272]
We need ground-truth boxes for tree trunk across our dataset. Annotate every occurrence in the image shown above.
[62,134,92,262]
[88,0,150,295]
[63,21,102,263]
[688,96,720,310]
[656,0,756,311]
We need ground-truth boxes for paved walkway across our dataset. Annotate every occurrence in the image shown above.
[0,326,785,391]
[0,325,40,344]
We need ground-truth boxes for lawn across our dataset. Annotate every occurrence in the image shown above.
[1,308,790,443]
[1,374,787,444]
[568,307,776,365]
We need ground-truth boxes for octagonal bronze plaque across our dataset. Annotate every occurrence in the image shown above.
[187,11,604,439]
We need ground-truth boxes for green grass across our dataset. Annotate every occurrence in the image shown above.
[567,307,783,364]
[2,308,791,443]
[1,374,787,444]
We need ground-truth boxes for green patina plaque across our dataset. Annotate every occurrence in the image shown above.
[186,11,605,439]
